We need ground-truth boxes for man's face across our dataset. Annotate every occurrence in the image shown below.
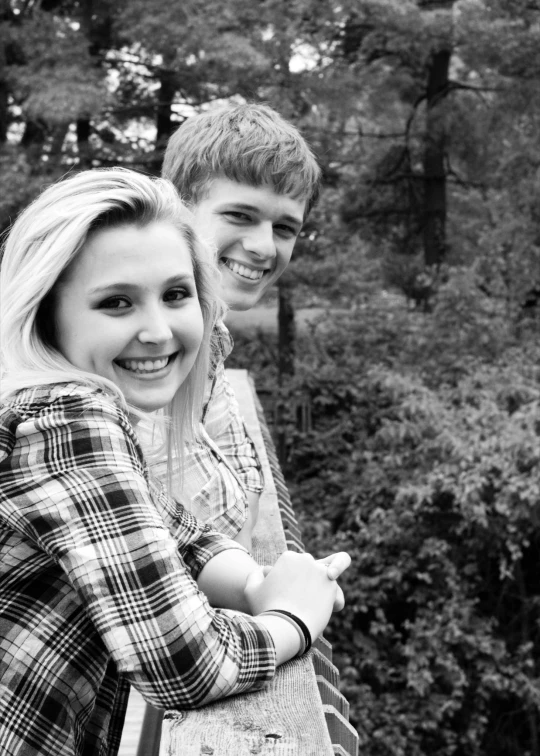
[192,177,307,311]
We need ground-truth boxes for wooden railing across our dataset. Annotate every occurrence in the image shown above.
[144,369,359,756]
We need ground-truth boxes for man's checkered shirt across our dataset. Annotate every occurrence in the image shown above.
[149,322,265,535]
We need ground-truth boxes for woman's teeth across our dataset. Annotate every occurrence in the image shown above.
[117,356,170,374]
[225,259,264,280]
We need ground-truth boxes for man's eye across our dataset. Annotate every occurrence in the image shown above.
[224,211,251,222]
[275,225,298,238]
[99,296,131,310]
[164,287,191,302]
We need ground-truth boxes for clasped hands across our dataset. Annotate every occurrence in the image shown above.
[244,550,351,642]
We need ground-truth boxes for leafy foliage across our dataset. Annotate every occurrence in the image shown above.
[230,292,540,755]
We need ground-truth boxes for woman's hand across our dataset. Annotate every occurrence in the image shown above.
[244,550,351,643]
[256,551,350,612]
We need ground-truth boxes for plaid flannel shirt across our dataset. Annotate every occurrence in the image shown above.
[0,382,276,756]
[149,322,264,537]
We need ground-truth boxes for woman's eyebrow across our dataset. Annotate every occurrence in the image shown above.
[89,274,195,296]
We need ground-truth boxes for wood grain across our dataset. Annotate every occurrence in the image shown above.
[161,654,334,756]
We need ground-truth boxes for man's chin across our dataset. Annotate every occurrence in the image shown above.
[227,299,257,312]
[222,284,264,312]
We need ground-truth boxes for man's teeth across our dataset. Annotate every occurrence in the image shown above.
[118,356,170,373]
[225,259,264,280]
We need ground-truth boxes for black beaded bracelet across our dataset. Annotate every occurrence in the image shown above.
[260,609,312,656]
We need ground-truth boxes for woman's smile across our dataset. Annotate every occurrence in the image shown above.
[115,352,179,375]
[54,222,204,412]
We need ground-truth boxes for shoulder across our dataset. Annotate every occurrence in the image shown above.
[211,320,234,369]
[1,381,144,470]
[0,404,21,464]
[4,381,123,422]
[2,381,135,444]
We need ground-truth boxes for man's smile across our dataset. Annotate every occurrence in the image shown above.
[223,258,266,281]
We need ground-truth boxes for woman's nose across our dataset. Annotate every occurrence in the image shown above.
[137,307,173,344]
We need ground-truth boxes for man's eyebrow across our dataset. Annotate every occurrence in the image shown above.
[88,274,195,296]
[278,213,304,228]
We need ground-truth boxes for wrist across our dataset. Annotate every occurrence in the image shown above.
[259,609,312,657]
[256,613,303,665]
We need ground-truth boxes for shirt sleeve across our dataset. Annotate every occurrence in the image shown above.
[2,387,276,709]
[203,354,265,497]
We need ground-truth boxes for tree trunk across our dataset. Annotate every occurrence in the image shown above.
[76,117,92,169]
[0,27,7,143]
[76,0,105,169]
[21,119,47,169]
[278,276,296,382]
[423,47,450,267]
[152,68,177,174]
[276,275,296,466]
[156,70,176,148]
[0,75,7,144]
[47,121,70,170]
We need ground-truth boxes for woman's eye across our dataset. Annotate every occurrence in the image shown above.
[164,287,190,303]
[99,296,131,310]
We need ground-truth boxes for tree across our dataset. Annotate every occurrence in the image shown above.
[322,1,459,268]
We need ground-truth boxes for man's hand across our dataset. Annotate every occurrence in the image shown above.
[233,491,260,551]
[316,552,351,611]
[317,551,351,581]
[256,551,351,614]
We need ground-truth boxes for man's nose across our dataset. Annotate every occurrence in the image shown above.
[243,223,276,261]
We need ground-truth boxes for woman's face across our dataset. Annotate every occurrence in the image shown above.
[54,220,204,412]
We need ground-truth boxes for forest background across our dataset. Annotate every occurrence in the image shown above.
[2,0,540,753]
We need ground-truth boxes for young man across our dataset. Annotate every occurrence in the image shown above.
[160,103,322,548]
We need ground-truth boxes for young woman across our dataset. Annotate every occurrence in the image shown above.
[0,168,349,756]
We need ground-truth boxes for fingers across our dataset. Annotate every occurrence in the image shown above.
[251,551,351,612]
[259,553,349,597]
[246,552,333,621]
[317,551,351,581]
[333,585,345,612]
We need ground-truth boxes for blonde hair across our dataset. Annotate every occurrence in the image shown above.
[0,168,223,479]
[162,102,322,218]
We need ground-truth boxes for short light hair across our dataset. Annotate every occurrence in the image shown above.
[0,168,223,475]
[162,102,322,218]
